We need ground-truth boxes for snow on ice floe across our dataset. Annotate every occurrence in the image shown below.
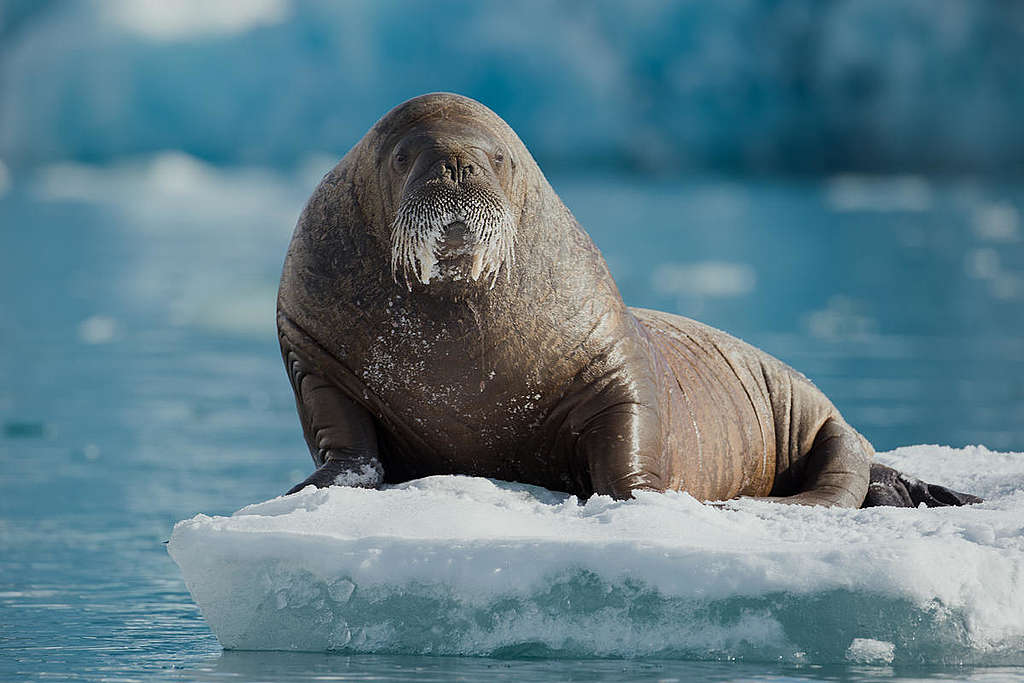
[167,445,1024,663]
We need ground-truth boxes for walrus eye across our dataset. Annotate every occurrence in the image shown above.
[392,150,408,172]
[493,150,513,171]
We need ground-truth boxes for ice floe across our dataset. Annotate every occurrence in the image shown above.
[168,445,1024,663]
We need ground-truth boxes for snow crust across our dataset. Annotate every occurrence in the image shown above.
[168,445,1024,663]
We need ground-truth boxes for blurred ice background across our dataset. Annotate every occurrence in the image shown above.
[3,0,1024,174]
[2,1,1023,680]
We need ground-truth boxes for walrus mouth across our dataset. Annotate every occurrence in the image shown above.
[390,182,516,289]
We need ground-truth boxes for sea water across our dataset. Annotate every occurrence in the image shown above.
[2,156,1024,681]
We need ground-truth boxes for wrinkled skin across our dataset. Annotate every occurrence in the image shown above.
[278,93,980,508]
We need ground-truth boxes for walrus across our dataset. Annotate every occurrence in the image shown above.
[277,92,979,508]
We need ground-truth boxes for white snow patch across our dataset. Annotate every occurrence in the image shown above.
[168,445,1024,663]
[332,462,383,488]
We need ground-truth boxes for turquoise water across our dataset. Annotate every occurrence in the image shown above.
[2,163,1023,680]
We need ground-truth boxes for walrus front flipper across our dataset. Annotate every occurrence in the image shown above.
[286,456,384,495]
[579,400,668,500]
[862,463,982,508]
[282,344,383,496]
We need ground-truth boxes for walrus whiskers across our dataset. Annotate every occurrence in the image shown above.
[390,182,516,290]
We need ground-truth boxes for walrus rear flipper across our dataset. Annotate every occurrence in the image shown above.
[862,463,982,508]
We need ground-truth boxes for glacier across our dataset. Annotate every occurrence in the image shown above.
[3,1,1024,173]
[168,445,1024,664]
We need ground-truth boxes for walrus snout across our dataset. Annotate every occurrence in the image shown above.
[387,123,518,288]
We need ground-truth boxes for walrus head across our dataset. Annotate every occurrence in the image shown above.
[373,94,523,290]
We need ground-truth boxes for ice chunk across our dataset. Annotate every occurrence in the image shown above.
[168,445,1024,663]
[845,638,895,665]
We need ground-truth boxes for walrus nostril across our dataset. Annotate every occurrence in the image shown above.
[435,159,475,184]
